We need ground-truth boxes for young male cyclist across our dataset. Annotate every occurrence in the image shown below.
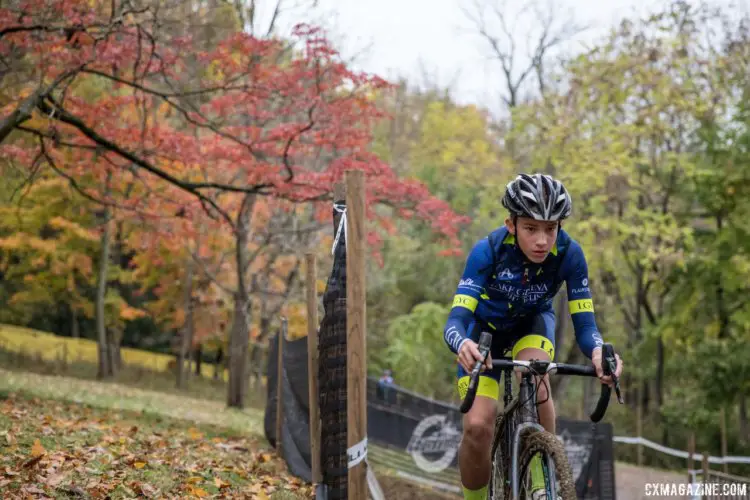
[443,173,623,500]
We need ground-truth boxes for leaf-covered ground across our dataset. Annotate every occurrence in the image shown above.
[0,369,263,435]
[0,392,311,499]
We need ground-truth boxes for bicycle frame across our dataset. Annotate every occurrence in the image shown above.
[500,363,559,500]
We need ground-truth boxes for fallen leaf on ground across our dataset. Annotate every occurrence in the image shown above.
[31,439,46,457]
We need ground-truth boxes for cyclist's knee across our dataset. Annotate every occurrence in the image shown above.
[462,399,495,446]
[464,416,493,445]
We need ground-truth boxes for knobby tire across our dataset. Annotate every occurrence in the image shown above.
[517,430,576,500]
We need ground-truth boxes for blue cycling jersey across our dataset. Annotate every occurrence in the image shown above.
[443,226,604,359]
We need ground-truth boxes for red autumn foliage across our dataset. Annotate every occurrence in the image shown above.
[0,1,467,254]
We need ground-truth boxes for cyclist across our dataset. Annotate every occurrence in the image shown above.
[443,173,623,500]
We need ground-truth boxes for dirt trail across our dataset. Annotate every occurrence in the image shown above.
[615,461,693,500]
[379,461,693,499]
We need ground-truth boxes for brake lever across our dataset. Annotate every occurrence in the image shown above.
[602,343,624,404]
[611,373,624,404]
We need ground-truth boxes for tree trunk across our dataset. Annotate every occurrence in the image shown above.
[227,292,251,408]
[250,311,271,388]
[95,191,112,380]
[194,343,202,376]
[71,307,79,338]
[740,395,749,445]
[655,337,664,410]
[716,214,730,339]
[227,195,253,408]
[214,346,224,381]
[108,327,121,377]
[109,220,128,375]
[177,255,195,389]
[249,341,266,389]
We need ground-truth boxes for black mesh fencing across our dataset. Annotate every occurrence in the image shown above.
[264,331,313,482]
[263,198,349,496]
[317,199,349,498]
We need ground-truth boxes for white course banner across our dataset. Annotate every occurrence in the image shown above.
[613,436,750,465]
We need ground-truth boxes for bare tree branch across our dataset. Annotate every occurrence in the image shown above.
[464,0,588,107]
[266,0,283,37]
[0,69,80,143]
[34,96,257,225]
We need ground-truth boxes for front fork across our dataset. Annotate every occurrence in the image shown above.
[508,372,558,500]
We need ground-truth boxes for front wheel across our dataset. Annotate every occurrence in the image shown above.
[487,412,508,500]
[517,431,576,500]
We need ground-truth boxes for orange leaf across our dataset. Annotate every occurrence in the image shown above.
[133,461,147,469]
[189,486,208,497]
[31,439,45,457]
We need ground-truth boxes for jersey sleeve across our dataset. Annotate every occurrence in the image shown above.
[560,241,604,359]
[443,238,493,354]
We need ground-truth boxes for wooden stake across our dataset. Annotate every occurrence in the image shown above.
[702,451,710,485]
[345,170,367,498]
[306,253,322,485]
[275,320,285,453]
[687,432,695,484]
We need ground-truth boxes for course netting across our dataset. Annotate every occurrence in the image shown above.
[316,198,349,498]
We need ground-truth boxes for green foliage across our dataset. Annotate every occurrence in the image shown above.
[370,302,457,401]
[0,178,99,325]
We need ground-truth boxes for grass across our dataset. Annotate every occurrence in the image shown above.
[0,324,180,375]
[0,323,268,409]
[0,324,301,498]
[0,368,265,436]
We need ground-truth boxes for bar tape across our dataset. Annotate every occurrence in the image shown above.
[347,437,367,468]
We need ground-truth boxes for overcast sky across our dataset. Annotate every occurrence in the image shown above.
[260,0,745,111]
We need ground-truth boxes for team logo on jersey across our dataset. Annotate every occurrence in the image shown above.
[498,268,514,280]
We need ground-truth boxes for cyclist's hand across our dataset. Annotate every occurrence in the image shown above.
[458,340,492,373]
[592,347,623,387]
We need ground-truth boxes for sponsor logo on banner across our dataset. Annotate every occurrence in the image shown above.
[557,429,592,481]
[406,414,461,473]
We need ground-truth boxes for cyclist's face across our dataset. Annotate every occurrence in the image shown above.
[506,217,558,263]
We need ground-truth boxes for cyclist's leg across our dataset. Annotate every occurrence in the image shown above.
[511,308,556,433]
[510,309,557,496]
[455,323,506,500]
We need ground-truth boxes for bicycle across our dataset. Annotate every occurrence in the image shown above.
[459,331,623,500]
